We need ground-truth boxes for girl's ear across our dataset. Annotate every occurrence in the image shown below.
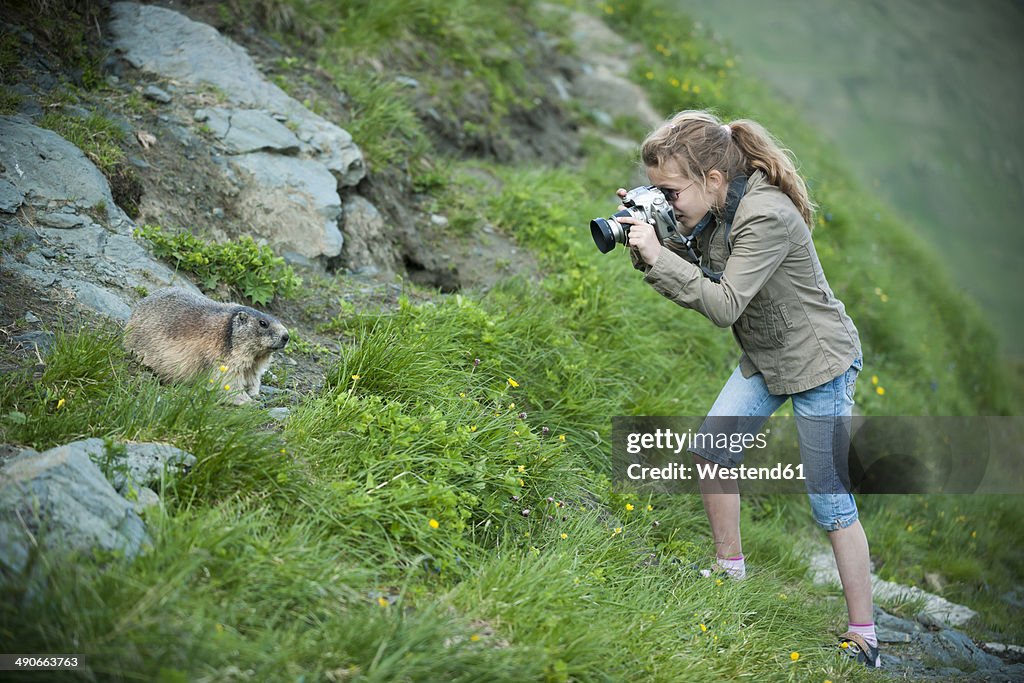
[706,169,726,193]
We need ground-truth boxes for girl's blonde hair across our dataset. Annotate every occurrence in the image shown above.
[641,110,816,228]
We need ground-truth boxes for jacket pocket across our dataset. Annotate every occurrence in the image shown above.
[765,301,787,348]
[778,303,795,330]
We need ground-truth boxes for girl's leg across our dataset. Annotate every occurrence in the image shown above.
[828,519,873,624]
[690,366,786,565]
[792,357,874,630]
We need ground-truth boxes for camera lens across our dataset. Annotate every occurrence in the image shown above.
[590,210,630,253]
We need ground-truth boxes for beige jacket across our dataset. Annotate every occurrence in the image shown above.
[636,170,861,394]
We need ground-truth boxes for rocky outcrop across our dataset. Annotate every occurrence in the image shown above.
[0,441,151,580]
[0,115,198,320]
[107,2,364,263]
[0,438,198,587]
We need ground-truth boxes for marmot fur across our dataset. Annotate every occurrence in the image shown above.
[124,288,289,404]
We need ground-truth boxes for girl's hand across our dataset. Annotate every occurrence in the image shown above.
[618,215,661,266]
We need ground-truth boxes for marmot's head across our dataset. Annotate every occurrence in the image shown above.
[230,307,290,353]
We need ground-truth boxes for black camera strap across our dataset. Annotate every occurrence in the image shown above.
[676,175,749,283]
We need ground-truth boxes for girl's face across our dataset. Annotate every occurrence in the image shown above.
[646,165,725,234]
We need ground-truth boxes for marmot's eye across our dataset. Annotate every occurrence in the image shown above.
[259,319,269,328]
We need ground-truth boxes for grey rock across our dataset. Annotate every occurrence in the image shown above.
[198,107,301,154]
[267,407,291,421]
[37,212,89,229]
[108,2,365,186]
[24,250,48,269]
[66,279,133,320]
[0,178,25,213]
[0,440,150,579]
[6,261,57,288]
[876,610,925,643]
[0,116,118,220]
[916,629,1004,670]
[143,84,172,103]
[231,152,343,260]
[93,442,196,494]
[131,486,161,514]
[12,331,55,355]
[23,311,40,324]
[341,194,400,275]
[394,76,420,89]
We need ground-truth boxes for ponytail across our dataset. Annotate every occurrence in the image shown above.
[728,119,816,228]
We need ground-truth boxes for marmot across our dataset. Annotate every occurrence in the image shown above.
[124,288,289,404]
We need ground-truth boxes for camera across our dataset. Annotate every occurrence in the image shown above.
[590,185,678,253]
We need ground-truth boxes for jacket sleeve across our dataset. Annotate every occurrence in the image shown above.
[630,238,697,272]
[641,211,790,327]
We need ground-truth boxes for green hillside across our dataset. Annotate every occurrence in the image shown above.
[1,1,1021,681]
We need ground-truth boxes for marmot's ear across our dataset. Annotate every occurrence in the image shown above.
[235,310,249,323]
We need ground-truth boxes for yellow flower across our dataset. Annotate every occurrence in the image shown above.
[880,294,889,303]
[625,503,634,512]
[517,478,525,487]
[56,398,65,410]
[645,71,654,80]
[790,651,800,661]
[508,402,515,409]
[646,504,653,511]
[613,527,622,535]
[871,375,879,385]
[715,579,723,586]
[351,374,361,381]
[906,524,913,532]
[470,425,477,432]
[223,384,231,391]
[429,519,440,529]
[518,465,526,473]
[459,392,466,398]
[219,365,228,373]
[876,386,886,396]
[377,596,389,607]
[470,634,481,642]
[507,377,519,388]
[874,287,883,296]
[971,530,977,538]
[840,641,849,649]
[560,533,568,540]
[692,85,701,94]
[558,434,566,442]
[670,77,680,87]
[699,623,708,633]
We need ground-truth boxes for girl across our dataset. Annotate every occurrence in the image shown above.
[618,110,880,668]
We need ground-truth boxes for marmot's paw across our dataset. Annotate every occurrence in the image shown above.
[228,390,254,406]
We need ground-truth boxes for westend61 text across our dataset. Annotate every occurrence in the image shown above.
[626,462,806,481]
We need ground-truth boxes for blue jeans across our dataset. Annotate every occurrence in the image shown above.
[689,357,863,531]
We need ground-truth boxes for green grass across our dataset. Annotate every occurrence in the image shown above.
[1,1,1021,681]
[135,225,303,305]
[37,111,127,176]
